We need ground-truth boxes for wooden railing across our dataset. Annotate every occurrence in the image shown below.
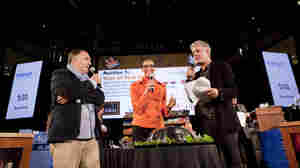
[0,133,33,168]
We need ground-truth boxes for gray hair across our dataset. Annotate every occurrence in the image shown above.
[190,40,211,51]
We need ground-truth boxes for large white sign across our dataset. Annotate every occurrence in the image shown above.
[262,51,299,106]
[99,67,195,119]
[6,61,43,119]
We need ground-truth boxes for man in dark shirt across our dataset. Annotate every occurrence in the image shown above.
[187,40,241,168]
[48,49,104,168]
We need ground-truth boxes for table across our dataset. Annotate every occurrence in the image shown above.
[255,106,284,131]
[279,121,300,168]
[102,148,134,168]
[0,133,34,168]
[102,144,223,168]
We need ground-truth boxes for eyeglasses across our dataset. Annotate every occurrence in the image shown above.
[142,64,154,68]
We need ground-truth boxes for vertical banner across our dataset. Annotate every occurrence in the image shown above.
[6,61,43,119]
[262,51,299,106]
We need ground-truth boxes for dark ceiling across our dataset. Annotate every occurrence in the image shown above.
[2,0,299,63]
[0,1,299,117]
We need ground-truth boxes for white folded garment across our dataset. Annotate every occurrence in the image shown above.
[184,77,211,106]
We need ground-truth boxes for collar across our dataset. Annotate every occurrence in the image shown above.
[139,76,159,84]
[67,64,89,81]
[200,62,211,73]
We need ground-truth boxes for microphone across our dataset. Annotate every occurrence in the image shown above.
[89,66,97,74]
[149,73,154,92]
[89,66,101,88]
[149,72,154,80]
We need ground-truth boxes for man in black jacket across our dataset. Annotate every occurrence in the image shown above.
[48,49,105,168]
[187,40,241,168]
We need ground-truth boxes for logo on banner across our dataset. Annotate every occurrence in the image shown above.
[16,72,33,78]
[278,83,291,90]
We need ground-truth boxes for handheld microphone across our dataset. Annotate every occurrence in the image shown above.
[194,65,201,72]
[89,66,101,88]
[89,66,97,74]
[149,72,154,80]
[149,73,154,92]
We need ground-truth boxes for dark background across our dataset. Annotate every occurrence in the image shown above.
[0,2,300,142]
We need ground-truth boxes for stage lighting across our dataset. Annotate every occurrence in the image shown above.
[39,24,49,32]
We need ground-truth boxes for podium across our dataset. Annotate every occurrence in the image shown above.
[279,121,300,168]
[255,106,284,131]
[0,133,34,168]
[255,106,300,168]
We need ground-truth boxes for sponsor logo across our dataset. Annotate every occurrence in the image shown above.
[14,105,28,110]
[103,71,123,75]
[278,83,290,90]
[279,95,294,98]
[16,72,33,78]
[265,60,284,67]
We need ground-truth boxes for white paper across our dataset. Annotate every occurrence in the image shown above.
[184,77,211,106]
[237,112,247,127]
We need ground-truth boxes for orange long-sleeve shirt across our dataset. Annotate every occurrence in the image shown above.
[130,77,168,129]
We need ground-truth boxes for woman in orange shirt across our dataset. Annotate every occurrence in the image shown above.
[130,59,175,142]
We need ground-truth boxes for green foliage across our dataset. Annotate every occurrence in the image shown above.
[133,134,214,147]
[165,137,177,144]
[185,135,194,143]
[201,134,214,143]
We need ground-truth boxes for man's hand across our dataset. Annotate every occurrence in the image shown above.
[56,96,68,104]
[206,88,219,99]
[97,107,104,121]
[232,97,237,105]
[90,73,101,85]
[97,107,108,133]
[101,124,108,134]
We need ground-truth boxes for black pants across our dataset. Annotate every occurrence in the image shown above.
[132,126,155,142]
[219,132,242,168]
[199,119,241,168]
